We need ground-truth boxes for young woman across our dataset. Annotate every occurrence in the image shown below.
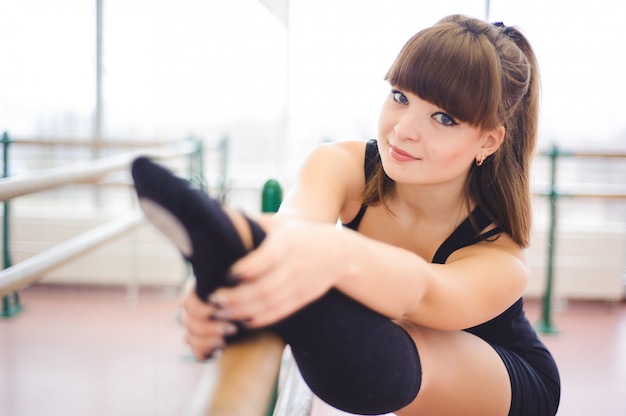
[133,14,560,416]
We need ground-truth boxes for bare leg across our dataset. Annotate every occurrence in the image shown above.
[396,323,511,416]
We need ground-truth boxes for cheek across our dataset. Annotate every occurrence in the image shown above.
[449,149,470,163]
[433,131,481,163]
[429,144,474,173]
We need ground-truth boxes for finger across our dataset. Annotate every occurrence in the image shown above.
[182,289,215,319]
[237,287,303,328]
[186,333,226,360]
[230,235,286,281]
[181,307,238,338]
[207,275,277,319]
[209,274,298,327]
[244,275,315,327]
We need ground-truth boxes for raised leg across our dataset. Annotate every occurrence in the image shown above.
[131,157,422,415]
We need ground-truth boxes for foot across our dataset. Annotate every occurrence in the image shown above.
[131,157,260,301]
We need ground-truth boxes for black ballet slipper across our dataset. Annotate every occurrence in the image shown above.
[131,157,263,301]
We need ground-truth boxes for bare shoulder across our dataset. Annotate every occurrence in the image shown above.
[309,140,366,169]
[280,140,368,222]
[299,140,367,194]
[333,140,368,158]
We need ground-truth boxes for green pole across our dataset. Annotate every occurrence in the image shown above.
[261,179,283,213]
[537,144,559,334]
[1,132,23,318]
[217,136,229,203]
[261,178,283,416]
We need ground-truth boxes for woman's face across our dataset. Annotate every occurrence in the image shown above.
[377,87,491,188]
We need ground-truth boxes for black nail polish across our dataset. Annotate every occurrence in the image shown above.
[212,307,234,320]
[237,318,254,328]
[209,311,230,321]
[207,293,226,308]
[223,323,238,336]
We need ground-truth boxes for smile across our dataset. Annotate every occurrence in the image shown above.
[389,145,419,162]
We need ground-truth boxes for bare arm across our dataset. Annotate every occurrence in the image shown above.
[334,231,528,329]
[217,141,528,331]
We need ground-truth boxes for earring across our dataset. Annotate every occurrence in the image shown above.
[476,154,486,166]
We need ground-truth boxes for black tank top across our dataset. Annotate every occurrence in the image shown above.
[343,139,501,256]
[342,139,537,349]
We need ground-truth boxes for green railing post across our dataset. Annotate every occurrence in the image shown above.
[261,179,283,213]
[1,131,23,318]
[537,144,559,334]
[217,136,229,203]
[261,178,283,416]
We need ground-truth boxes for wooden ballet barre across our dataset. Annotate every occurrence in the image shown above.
[186,331,285,416]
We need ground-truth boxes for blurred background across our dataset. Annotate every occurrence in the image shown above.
[2,0,625,194]
[0,1,625,415]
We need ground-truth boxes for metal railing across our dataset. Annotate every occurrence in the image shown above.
[0,210,144,297]
[0,134,307,415]
[0,132,203,308]
[535,145,626,333]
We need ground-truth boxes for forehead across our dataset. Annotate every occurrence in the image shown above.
[386,23,500,128]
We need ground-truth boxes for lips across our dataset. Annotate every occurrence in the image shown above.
[389,145,418,162]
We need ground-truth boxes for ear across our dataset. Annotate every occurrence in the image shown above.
[477,125,505,160]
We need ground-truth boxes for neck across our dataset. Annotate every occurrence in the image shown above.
[391,182,471,222]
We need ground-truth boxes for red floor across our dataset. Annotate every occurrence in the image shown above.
[531,298,626,416]
[0,285,207,416]
[1,284,625,416]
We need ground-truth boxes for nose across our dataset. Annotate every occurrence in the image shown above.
[393,112,421,142]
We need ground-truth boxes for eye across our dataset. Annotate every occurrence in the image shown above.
[391,89,409,105]
[432,112,459,126]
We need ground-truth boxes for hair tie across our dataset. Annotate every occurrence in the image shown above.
[493,21,514,37]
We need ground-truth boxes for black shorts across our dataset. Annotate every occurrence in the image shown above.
[492,344,561,416]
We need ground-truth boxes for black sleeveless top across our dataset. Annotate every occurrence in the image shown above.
[343,140,560,414]
[342,140,542,350]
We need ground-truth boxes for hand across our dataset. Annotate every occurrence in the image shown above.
[207,220,349,329]
[180,279,239,360]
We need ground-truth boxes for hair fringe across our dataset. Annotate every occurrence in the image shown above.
[363,15,540,247]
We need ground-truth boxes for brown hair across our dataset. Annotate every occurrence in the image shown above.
[363,15,539,247]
